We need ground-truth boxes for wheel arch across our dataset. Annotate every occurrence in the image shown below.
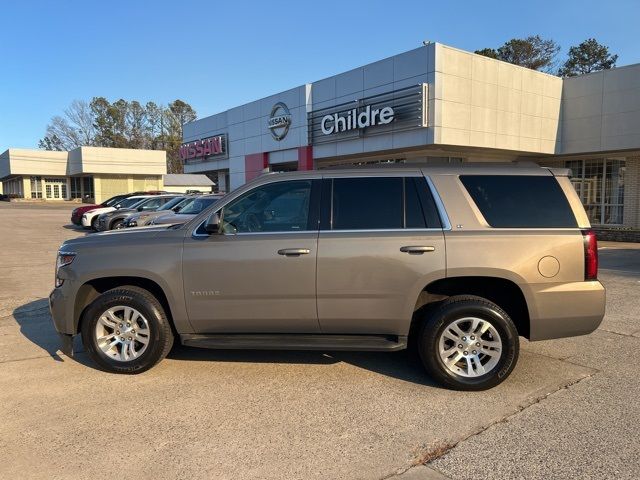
[412,276,531,339]
[74,276,177,336]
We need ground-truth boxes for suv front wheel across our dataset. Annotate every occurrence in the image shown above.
[417,295,519,391]
[80,286,174,374]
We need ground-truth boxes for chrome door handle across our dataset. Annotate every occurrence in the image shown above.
[277,248,311,257]
[400,246,435,254]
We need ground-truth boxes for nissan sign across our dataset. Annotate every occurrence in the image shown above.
[268,102,292,140]
[180,134,228,162]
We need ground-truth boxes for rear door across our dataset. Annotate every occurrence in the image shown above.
[316,174,446,335]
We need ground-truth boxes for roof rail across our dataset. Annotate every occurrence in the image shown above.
[322,160,542,170]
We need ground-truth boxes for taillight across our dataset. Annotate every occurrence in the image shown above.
[582,229,598,280]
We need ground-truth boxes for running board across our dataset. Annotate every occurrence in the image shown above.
[180,334,407,352]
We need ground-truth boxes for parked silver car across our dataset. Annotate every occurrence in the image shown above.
[149,194,223,226]
[96,195,180,231]
[123,195,195,228]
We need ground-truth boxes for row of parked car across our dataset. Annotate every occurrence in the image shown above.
[70,192,223,231]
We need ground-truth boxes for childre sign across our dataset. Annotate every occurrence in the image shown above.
[321,105,395,135]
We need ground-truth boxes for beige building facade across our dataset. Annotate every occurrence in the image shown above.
[0,147,167,203]
[183,42,640,230]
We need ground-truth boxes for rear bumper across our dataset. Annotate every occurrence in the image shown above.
[527,280,606,341]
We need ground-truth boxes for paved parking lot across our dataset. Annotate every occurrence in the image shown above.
[1,202,638,479]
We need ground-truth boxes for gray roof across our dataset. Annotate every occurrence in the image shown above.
[163,174,215,186]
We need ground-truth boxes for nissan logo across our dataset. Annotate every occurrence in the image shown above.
[268,102,292,141]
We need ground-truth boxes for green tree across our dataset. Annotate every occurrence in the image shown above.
[474,48,499,60]
[38,134,66,151]
[126,101,148,149]
[164,100,198,174]
[558,38,618,77]
[40,97,197,173]
[476,35,560,72]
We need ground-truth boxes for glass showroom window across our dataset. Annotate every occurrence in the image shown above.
[30,176,42,199]
[566,158,625,225]
[70,178,82,199]
[82,176,94,200]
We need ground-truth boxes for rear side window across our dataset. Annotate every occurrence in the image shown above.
[332,177,403,229]
[460,175,577,228]
[328,177,442,230]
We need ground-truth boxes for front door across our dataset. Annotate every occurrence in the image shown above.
[182,178,321,333]
[316,175,446,335]
[44,178,67,200]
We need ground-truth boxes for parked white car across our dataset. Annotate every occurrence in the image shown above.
[81,196,152,230]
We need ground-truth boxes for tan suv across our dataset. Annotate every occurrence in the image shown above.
[50,164,605,390]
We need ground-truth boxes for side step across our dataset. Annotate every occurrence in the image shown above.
[180,334,407,352]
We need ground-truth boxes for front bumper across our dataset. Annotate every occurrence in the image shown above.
[527,280,606,341]
[49,286,76,357]
[96,216,109,231]
[49,285,74,335]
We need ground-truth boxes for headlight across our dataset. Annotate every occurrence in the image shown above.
[127,220,137,227]
[55,251,76,287]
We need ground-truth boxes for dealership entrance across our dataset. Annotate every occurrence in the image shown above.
[44,178,68,200]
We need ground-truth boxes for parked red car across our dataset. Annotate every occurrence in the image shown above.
[70,191,167,225]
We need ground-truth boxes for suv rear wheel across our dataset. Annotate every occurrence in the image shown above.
[80,286,174,373]
[417,295,519,390]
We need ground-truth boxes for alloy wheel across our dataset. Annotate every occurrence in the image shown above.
[438,317,502,377]
[94,306,151,362]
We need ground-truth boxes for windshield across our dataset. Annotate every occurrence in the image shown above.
[119,197,147,209]
[158,196,187,211]
[104,195,126,207]
[178,197,218,215]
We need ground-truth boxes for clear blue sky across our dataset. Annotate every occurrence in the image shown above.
[1,0,638,151]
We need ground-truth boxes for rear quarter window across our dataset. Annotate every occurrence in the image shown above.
[460,175,578,228]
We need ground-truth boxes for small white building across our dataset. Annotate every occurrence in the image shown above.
[162,173,215,193]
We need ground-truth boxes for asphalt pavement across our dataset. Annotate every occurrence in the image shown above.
[0,202,638,479]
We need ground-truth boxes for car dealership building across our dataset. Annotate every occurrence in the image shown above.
[0,147,167,203]
[182,42,640,230]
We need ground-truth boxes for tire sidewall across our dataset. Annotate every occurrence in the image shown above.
[111,219,125,230]
[81,290,167,373]
[420,300,519,390]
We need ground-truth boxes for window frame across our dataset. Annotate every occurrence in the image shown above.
[319,175,445,232]
[193,179,322,237]
[460,174,579,229]
[565,158,625,226]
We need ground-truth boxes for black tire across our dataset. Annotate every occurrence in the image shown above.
[417,295,519,391]
[111,219,125,230]
[80,286,174,374]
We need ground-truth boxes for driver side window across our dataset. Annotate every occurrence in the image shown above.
[221,180,312,233]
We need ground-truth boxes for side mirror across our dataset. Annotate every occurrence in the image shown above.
[204,212,221,234]
[115,203,121,209]
[173,206,182,213]
[137,206,144,211]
